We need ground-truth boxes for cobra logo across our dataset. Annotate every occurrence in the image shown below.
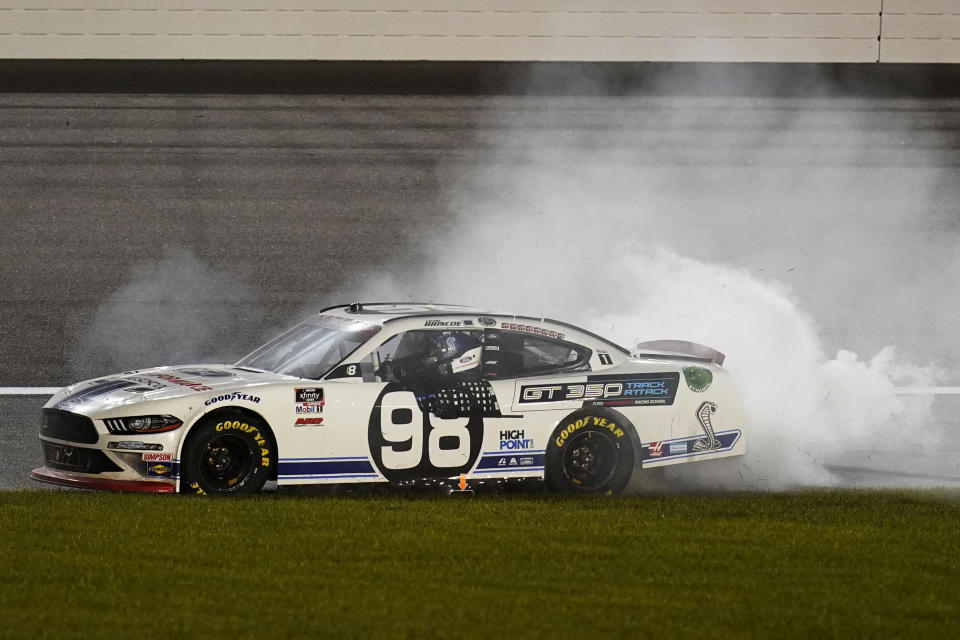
[693,401,720,451]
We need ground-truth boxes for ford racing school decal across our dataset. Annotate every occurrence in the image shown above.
[519,372,680,407]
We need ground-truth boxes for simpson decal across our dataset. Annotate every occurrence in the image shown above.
[141,452,172,462]
[520,372,680,407]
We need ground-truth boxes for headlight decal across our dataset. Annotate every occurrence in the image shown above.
[104,415,183,434]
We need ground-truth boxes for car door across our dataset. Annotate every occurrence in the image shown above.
[361,329,490,482]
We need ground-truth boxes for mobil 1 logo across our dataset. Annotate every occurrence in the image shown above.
[367,383,484,482]
[520,372,680,407]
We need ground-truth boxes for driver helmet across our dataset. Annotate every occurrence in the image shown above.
[431,332,482,374]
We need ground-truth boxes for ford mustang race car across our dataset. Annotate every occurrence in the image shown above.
[32,303,745,495]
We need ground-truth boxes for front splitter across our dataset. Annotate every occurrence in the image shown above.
[31,467,176,493]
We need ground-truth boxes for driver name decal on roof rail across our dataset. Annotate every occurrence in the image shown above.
[520,372,680,407]
[423,319,473,327]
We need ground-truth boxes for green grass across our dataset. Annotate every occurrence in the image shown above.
[1,491,958,639]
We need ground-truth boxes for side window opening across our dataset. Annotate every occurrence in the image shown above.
[483,331,591,379]
[373,330,484,385]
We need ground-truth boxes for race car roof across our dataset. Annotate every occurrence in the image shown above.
[320,302,490,322]
[317,302,632,355]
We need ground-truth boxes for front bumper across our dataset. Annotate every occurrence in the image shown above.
[30,467,175,493]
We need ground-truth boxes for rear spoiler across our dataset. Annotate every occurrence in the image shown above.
[632,340,725,366]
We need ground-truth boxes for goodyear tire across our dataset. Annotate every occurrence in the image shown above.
[545,408,636,495]
[180,412,274,496]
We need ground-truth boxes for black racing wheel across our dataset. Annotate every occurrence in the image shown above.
[545,408,637,495]
[180,412,274,496]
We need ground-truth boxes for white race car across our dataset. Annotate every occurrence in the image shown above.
[33,303,745,495]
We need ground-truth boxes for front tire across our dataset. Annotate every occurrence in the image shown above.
[545,408,636,495]
[180,412,274,496]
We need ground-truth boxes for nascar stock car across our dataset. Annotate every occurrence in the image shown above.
[32,303,745,495]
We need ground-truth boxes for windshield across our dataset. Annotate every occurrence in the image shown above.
[236,316,380,379]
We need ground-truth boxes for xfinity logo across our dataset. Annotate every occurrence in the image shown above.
[295,388,324,403]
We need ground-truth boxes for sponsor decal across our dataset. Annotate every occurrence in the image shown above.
[295,388,324,404]
[500,322,565,341]
[554,415,625,448]
[107,441,163,451]
[478,316,497,327]
[683,366,713,393]
[520,372,680,407]
[642,428,741,463]
[478,452,545,471]
[148,463,172,477]
[296,404,323,414]
[146,373,213,392]
[175,368,234,378]
[215,420,271,468]
[142,452,172,462]
[294,417,323,427]
[204,392,261,407]
[494,456,537,468]
[55,445,77,464]
[121,377,168,393]
[499,429,535,451]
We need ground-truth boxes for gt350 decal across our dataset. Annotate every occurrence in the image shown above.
[519,372,680,407]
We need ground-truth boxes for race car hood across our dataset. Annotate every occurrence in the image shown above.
[46,364,293,415]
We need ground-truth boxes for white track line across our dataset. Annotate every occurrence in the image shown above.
[0,387,63,395]
[1,386,960,396]
[893,387,960,395]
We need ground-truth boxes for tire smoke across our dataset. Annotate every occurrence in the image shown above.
[359,93,949,489]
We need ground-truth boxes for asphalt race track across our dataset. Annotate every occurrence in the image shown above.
[2,69,960,489]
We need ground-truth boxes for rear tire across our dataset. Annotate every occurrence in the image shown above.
[180,412,274,496]
[545,408,636,495]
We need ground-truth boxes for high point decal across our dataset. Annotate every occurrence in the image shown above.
[498,429,534,451]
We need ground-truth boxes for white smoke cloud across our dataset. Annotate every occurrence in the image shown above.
[361,93,946,489]
[74,250,256,375]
